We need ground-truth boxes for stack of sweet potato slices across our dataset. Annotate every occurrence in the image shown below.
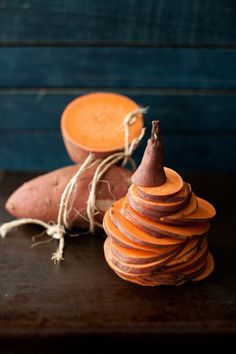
[104,167,216,286]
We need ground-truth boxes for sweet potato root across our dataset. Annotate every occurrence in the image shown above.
[5,163,132,230]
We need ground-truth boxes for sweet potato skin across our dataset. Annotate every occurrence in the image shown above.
[5,164,132,229]
[62,131,116,164]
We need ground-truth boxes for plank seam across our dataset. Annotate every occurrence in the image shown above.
[0,130,235,136]
[0,88,236,95]
[0,41,236,49]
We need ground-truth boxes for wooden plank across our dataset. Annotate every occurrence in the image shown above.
[0,0,235,46]
[0,132,234,172]
[0,47,236,88]
[0,91,235,133]
[0,132,71,171]
[0,172,235,354]
[136,134,236,173]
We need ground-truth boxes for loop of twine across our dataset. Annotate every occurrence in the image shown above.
[0,107,147,263]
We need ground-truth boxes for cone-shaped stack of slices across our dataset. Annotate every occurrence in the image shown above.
[103,121,216,286]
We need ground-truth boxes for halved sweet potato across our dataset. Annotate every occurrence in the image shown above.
[61,92,143,163]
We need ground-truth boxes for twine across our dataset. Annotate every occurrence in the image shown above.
[0,107,147,263]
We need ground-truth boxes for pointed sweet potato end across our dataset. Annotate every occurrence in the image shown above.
[131,120,166,187]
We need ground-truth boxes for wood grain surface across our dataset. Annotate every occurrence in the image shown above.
[0,172,235,353]
[0,0,235,172]
[0,47,236,88]
[0,0,235,46]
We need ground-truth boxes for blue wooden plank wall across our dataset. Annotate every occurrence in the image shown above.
[0,0,235,172]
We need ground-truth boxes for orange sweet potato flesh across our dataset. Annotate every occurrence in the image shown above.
[103,193,214,285]
[106,239,185,275]
[108,238,167,265]
[102,119,215,286]
[61,92,143,163]
[110,200,185,246]
[167,239,201,266]
[179,197,216,222]
[162,240,208,274]
[128,178,215,227]
[103,210,181,259]
[121,198,209,239]
[137,182,191,203]
[103,194,214,284]
[136,167,183,200]
[5,163,132,230]
[192,253,214,281]
[160,196,215,225]
[160,193,198,224]
[104,239,211,286]
[128,184,191,214]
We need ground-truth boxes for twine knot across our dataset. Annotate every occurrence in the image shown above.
[46,224,66,239]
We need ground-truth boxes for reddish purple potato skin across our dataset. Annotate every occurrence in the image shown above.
[5,164,132,229]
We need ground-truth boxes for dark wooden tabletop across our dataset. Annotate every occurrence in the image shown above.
[0,171,235,353]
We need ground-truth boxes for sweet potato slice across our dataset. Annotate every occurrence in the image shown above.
[105,240,211,286]
[167,239,200,266]
[104,239,177,282]
[136,182,190,203]
[178,197,216,223]
[106,240,184,275]
[104,241,161,286]
[160,192,198,224]
[110,200,184,247]
[192,252,214,281]
[161,240,208,273]
[178,254,209,279]
[128,184,191,213]
[122,199,210,239]
[103,209,178,254]
[136,167,183,199]
[150,253,209,284]
[108,238,179,265]
[127,195,171,220]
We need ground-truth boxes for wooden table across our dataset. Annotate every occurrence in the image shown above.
[0,172,235,353]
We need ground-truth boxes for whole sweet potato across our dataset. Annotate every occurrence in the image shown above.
[6,163,131,229]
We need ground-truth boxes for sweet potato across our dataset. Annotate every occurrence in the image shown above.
[5,163,132,230]
[103,120,216,286]
[61,92,143,163]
